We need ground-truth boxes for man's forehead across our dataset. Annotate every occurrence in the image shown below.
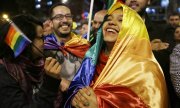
[53,6,71,13]
[170,16,180,19]
[94,13,106,21]
[94,16,104,22]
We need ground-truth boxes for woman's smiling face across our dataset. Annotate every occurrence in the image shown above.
[102,8,123,44]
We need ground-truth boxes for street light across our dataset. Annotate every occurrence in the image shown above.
[62,0,68,3]
[2,14,9,21]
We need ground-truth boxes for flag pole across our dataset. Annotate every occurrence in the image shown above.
[87,0,94,41]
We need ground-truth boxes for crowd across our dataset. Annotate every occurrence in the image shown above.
[0,0,180,108]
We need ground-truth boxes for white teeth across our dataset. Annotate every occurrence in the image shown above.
[106,28,116,33]
[131,5,137,9]
[62,25,68,28]
[130,4,137,9]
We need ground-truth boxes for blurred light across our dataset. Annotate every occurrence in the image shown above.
[177,7,180,13]
[47,1,52,6]
[2,14,9,21]
[35,4,41,9]
[35,0,41,2]
[146,7,150,13]
[2,14,8,19]
[161,0,169,7]
[62,0,68,3]
[146,7,156,14]
[152,9,156,14]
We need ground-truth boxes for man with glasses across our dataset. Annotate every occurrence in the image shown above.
[43,3,90,107]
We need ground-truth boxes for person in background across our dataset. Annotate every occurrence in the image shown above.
[125,0,169,49]
[170,26,180,108]
[0,14,61,108]
[43,19,53,36]
[164,12,180,52]
[90,10,107,45]
[125,0,176,107]
[64,2,168,108]
[44,3,90,107]
[79,20,88,39]
[92,10,107,34]
[168,12,180,29]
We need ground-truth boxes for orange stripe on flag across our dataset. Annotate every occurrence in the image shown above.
[5,25,16,45]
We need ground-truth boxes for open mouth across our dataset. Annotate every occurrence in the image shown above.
[60,24,70,30]
[129,3,138,9]
[105,27,119,34]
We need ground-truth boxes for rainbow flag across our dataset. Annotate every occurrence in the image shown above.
[5,22,32,57]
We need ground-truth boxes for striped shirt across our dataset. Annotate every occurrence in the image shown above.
[170,44,180,98]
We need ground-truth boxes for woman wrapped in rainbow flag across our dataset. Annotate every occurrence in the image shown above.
[64,1,168,108]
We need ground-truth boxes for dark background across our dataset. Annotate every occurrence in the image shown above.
[0,0,180,22]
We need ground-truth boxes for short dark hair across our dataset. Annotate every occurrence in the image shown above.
[49,2,71,17]
[0,14,43,58]
[168,12,180,19]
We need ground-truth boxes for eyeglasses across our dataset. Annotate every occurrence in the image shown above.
[51,14,73,21]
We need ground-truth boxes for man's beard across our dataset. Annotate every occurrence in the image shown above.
[59,33,71,38]
[55,22,72,38]
[54,29,71,38]
[91,28,97,37]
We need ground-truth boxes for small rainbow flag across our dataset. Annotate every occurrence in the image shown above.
[5,21,32,57]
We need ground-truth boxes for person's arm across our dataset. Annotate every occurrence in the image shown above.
[170,44,180,98]
[0,57,61,108]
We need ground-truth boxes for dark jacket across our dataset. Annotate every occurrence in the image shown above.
[145,13,179,108]
[145,13,162,41]
[0,58,60,108]
[163,24,176,52]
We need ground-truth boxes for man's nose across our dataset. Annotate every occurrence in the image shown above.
[61,16,68,22]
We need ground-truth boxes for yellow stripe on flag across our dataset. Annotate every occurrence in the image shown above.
[10,32,21,49]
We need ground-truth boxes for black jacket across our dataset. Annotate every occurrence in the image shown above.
[0,64,60,108]
[145,13,179,108]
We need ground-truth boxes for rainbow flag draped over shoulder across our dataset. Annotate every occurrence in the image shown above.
[5,21,32,57]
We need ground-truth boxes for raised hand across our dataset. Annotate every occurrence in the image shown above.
[44,57,61,80]
[151,39,169,51]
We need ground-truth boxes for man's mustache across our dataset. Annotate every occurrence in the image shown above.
[58,22,71,28]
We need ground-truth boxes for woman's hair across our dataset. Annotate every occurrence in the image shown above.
[174,25,180,43]
[0,14,43,59]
